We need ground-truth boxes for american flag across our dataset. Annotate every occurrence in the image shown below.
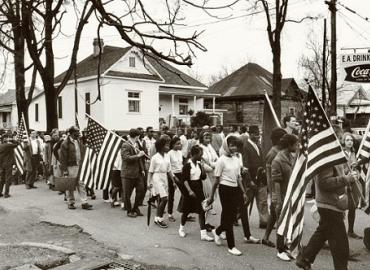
[277,86,347,255]
[13,115,29,175]
[79,116,123,190]
[356,120,370,214]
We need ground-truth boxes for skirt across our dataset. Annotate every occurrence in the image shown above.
[177,180,205,214]
[152,173,168,198]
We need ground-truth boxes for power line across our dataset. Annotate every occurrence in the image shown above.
[337,1,369,22]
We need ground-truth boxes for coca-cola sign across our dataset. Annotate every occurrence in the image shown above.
[341,53,370,84]
[345,65,370,83]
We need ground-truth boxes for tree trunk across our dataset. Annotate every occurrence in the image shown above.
[272,40,282,120]
[13,29,29,128]
[44,84,58,132]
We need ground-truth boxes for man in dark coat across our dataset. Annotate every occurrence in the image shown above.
[242,125,269,228]
[121,128,146,218]
[0,134,18,198]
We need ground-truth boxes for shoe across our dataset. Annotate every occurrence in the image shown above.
[91,194,96,200]
[212,229,222,246]
[26,185,31,190]
[135,209,144,216]
[220,232,226,240]
[127,212,137,218]
[4,194,11,198]
[306,199,315,204]
[58,191,64,195]
[103,199,110,203]
[277,251,291,261]
[114,201,120,206]
[228,247,242,256]
[179,227,186,238]
[200,230,214,242]
[81,203,93,210]
[30,185,37,189]
[0,193,3,197]
[348,232,363,239]
[244,236,260,244]
[259,223,267,229]
[168,215,176,222]
[296,252,311,270]
[261,239,275,247]
[154,220,168,228]
[68,204,76,210]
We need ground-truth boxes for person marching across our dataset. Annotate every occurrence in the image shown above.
[167,136,183,222]
[148,136,174,228]
[207,136,248,256]
[271,134,299,261]
[342,132,362,239]
[0,134,18,198]
[177,145,214,241]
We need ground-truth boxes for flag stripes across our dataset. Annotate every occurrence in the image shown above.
[277,86,347,255]
[79,116,123,190]
[13,115,28,175]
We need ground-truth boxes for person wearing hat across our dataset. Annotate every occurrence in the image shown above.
[242,125,269,228]
[0,134,18,198]
[60,126,92,210]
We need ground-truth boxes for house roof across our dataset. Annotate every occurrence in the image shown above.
[0,90,15,106]
[207,63,273,97]
[337,84,369,106]
[54,45,206,88]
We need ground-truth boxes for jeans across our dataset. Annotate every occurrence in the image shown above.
[0,167,12,195]
[122,177,145,213]
[303,208,349,270]
[167,177,175,215]
[215,184,239,249]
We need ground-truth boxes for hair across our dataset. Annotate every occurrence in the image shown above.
[199,131,211,145]
[190,145,203,157]
[226,135,239,147]
[210,126,217,132]
[283,115,295,128]
[137,127,144,132]
[271,128,287,146]
[280,134,299,149]
[170,136,180,149]
[146,126,153,132]
[240,125,247,134]
[342,132,355,149]
[155,136,170,152]
[129,128,140,138]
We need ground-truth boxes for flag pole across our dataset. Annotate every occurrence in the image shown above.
[264,90,281,128]
[356,119,370,159]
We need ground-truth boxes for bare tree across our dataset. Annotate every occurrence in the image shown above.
[21,0,94,131]
[254,0,317,119]
[0,0,38,127]
[299,29,330,107]
[208,64,233,86]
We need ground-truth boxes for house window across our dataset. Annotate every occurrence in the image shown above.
[235,102,243,123]
[179,98,188,115]
[204,98,212,109]
[128,91,140,113]
[2,112,6,123]
[58,96,63,119]
[129,57,136,68]
[35,103,39,122]
[85,92,91,115]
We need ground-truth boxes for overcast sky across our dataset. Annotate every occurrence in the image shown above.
[1,0,370,92]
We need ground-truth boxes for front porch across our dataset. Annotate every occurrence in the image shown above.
[158,86,221,128]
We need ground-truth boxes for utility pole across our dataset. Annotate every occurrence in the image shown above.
[322,19,327,110]
[325,0,337,116]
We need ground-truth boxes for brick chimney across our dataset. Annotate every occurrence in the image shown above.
[93,38,104,56]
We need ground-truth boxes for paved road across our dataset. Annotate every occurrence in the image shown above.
[1,183,369,270]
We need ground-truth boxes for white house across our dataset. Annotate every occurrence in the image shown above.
[25,39,219,131]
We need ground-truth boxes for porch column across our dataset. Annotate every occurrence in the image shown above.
[171,94,175,116]
[193,96,197,112]
[212,97,216,113]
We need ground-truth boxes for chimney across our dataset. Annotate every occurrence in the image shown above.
[93,38,104,57]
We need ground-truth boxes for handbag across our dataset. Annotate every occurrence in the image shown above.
[54,176,78,192]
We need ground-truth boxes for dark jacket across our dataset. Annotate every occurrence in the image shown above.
[265,145,282,194]
[60,137,84,172]
[0,142,17,168]
[242,140,265,185]
[271,149,295,203]
[315,165,352,212]
[121,141,144,179]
